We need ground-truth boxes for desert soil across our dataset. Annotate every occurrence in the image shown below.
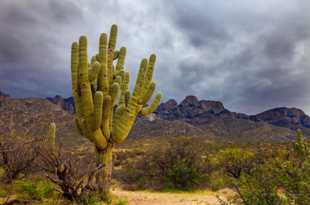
[112,188,234,205]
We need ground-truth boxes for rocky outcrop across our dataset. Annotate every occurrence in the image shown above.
[46,95,75,114]
[155,96,310,140]
[156,95,226,120]
[251,107,310,130]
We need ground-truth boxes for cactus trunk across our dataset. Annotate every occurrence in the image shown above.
[70,24,162,194]
[96,146,113,194]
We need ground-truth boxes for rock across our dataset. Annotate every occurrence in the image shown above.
[47,95,75,114]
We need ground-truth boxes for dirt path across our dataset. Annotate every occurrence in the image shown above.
[112,188,233,205]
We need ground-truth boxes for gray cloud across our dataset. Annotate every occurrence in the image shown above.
[0,0,309,114]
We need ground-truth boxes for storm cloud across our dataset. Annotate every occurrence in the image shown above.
[0,0,309,114]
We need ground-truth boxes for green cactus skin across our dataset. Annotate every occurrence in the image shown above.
[47,122,56,148]
[70,24,162,194]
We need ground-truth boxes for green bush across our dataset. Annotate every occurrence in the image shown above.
[215,148,256,179]
[119,137,210,190]
[115,199,129,205]
[208,171,230,191]
[230,131,310,205]
[232,161,287,205]
[0,187,7,197]
[14,179,55,200]
[74,193,103,205]
[165,159,202,190]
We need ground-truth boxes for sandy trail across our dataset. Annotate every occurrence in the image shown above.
[112,188,233,205]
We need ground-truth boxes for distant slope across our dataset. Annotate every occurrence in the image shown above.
[129,115,209,139]
[0,97,86,147]
[0,97,206,147]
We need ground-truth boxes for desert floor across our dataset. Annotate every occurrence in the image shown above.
[112,188,234,205]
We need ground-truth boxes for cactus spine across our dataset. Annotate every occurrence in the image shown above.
[70,24,162,193]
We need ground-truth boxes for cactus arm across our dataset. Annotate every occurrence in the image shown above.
[144,54,156,87]
[79,36,94,117]
[110,83,121,106]
[121,72,130,92]
[89,61,101,82]
[113,50,120,60]
[124,90,131,107]
[102,95,112,139]
[98,33,109,96]
[93,92,103,130]
[108,24,117,51]
[93,129,107,149]
[115,47,126,73]
[112,96,139,143]
[99,33,108,64]
[71,42,79,94]
[141,82,156,105]
[133,59,148,98]
[107,25,117,84]
[71,42,82,116]
[141,93,162,116]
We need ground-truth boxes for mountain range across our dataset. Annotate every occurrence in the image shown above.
[1,90,309,144]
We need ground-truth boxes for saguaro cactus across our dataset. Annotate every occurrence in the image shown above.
[70,24,161,193]
[47,122,56,148]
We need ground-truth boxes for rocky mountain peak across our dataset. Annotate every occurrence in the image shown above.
[253,107,310,129]
[180,95,199,107]
[199,100,225,114]
[156,99,178,113]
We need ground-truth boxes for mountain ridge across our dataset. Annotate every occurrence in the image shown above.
[1,90,308,143]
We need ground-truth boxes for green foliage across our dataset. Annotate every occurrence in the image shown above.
[208,171,230,191]
[14,179,55,201]
[229,130,310,205]
[165,159,202,190]
[120,137,210,190]
[216,148,256,179]
[0,187,7,197]
[74,193,104,205]
[115,199,129,205]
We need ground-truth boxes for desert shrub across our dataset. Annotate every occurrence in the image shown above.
[231,161,288,205]
[230,131,310,205]
[0,137,39,183]
[38,146,103,202]
[73,193,104,205]
[215,148,256,179]
[14,179,55,201]
[275,131,310,204]
[208,171,231,191]
[119,137,210,190]
[113,149,144,167]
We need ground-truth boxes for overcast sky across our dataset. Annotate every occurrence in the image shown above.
[0,0,309,114]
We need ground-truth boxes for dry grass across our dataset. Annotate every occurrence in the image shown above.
[112,188,234,205]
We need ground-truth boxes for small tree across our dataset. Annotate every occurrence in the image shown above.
[217,148,255,179]
[0,137,38,183]
[39,146,102,201]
